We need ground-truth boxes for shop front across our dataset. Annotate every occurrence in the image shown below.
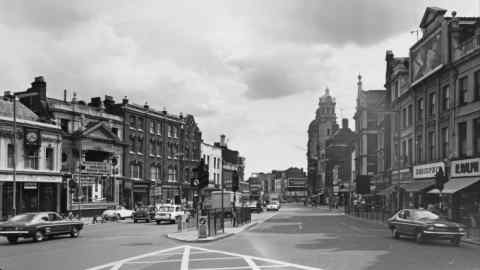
[160,183,180,204]
[428,158,480,226]
[133,182,150,207]
[0,174,62,219]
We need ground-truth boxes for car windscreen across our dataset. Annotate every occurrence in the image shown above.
[9,213,36,222]
[414,210,439,220]
[158,207,174,212]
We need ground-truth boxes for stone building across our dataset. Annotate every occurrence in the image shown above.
[307,88,338,199]
[0,92,63,218]
[201,142,223,187]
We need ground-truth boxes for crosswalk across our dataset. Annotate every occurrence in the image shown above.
[86,245,324,270]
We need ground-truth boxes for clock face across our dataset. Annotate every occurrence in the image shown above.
[26,132,38,143]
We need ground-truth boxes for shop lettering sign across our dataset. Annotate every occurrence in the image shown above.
[451,158,480,177]
[24,182,37,189]
[413,162,444,179]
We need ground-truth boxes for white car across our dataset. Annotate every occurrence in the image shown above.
[102,205,134,220]
[154,205,188,224]
[266,201,281,211]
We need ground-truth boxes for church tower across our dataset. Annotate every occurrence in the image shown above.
[307,88,338,198]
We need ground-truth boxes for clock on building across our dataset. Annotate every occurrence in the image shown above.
[24,129,40,146]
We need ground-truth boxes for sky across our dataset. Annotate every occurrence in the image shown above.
[0,0,478,178]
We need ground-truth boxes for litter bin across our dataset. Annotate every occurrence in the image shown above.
[176,215,183,232]
[198,216,208,239]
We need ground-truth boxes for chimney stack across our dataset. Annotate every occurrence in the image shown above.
[63,89,67,102]
[342,118,348,129]
[220,134,227,147]
[122,96,129,105]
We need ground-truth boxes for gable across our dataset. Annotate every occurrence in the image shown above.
[420,7,446,29]
[88,128,115,141]
[80,122,119,142]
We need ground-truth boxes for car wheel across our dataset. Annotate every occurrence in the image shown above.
[392,228,400,239]
[133,219,138,223]
[146,219,151,223]
[7,236,18,244]
[70,227,80,238]
[415,231,424,244]
[450,237,461,246]
[33,230,45,242]
[156,220,161,225]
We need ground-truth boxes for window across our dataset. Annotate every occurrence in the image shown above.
[150,141,155,156]
[137,117,144,130]
[429,92,436,116]
[428,131,436,161]
[407,105,413,127]
[459,76,468,106]
[150,166,161,180]
[168,166,176,182]
[7,144,14,168]
[130,164,142,179]
[442,85,450,110]
[402,108,407,128]
[138,137,144,154]
[407,138,413,163]
[130,137,136,153]
[111,127,118,136]
[157,141,162,156]
[157,122,162,135]
[24,148,39,169]
[417,98,424,121]
[458,122,467,157]
[150,120,155,134]
[402,140,407,165]
[394,80,399,99]
[167,125,172,137]
[474,118,480,155]
[475,71,480,101]
[60,119,69,132]
[130,115,136,128]
[45,147,54,170]
[441,127,449,158]
[173,126,178,138]
[416,135,423,162]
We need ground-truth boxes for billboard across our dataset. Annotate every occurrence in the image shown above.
[411,31,442,82]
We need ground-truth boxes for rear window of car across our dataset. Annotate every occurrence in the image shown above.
[158,207,174,212]
[9,213,36,222]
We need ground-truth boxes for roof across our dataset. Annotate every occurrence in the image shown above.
[0,98,39,121]
[419,7,447,29]
[400,180,435,192]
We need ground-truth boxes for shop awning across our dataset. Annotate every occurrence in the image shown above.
[428,177,480,194]
[377,185,396,196]
[399,180,435,192]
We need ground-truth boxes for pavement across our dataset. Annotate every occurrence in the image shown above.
[166,210,278,242]
[1,204,480,270]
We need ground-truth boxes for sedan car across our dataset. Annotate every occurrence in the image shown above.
[387,209,465,246]
[154,205,187,224]
[133,206,156,223]
[102,205,134,221]
[248,201,263,213]
[0,212,84,244]
[266,201,281,211]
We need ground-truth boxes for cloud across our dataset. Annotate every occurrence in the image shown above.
[230,45,333,99]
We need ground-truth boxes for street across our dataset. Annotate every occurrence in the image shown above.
[1,204,479,270]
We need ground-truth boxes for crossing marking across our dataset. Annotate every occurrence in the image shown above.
[85,245,324,270]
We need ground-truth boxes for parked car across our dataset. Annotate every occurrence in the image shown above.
[133,206,157,223]
[387,209,465,246]
[266,201,281,211]
[154,205,188,224]
[102,205,134,220]
[248,201,263,213]
[0,212,84,244]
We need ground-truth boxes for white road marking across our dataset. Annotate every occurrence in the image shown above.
[181,245,191,270]
[85,245,324,270]
[244,257,260,270]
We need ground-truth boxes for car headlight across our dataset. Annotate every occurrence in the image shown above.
[458,227,465,232]
[426,225,435,231]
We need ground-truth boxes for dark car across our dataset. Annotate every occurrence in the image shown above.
[0,212,84,244]
[133,206,156,223]
[248,202,263,214]
[387,209,465,246]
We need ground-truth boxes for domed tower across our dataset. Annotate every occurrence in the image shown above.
[307,88,338,197]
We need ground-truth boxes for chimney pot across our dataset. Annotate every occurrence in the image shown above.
[122,96,128,105]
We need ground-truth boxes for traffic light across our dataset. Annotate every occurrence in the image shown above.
[435,167,448,191]
[192,158,209,189]
[356,175,370,194]
[232,171,239,192]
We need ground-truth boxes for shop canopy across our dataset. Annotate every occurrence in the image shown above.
[399,180,435,192]
[428,177,480,194]
[377,185,396,196]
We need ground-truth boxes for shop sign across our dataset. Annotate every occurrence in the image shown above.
[288,178,306,188]
[451,158,480,177]
[24,182,37,189]
[81,161,109,175]
[413,162,444,179]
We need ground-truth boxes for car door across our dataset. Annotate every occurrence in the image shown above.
[45,213,61,235]
[394,210,408,234]
[402,210,417,236]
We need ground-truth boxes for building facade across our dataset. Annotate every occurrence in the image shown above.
[307,88,338,198]
[201,142,223,187]
[0,93,63,218]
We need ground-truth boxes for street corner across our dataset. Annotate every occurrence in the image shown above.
[85,245,325,270]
